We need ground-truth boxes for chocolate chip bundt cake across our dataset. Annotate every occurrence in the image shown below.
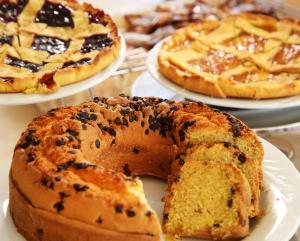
[10,95,263,241]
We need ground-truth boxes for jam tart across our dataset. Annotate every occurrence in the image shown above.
[158,13,300,99]
[0,0,120,94]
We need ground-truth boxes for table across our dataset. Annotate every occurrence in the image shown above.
[0,0,300,240]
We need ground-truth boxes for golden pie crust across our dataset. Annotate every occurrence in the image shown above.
[158,13,300,99]
[0,0,120,94]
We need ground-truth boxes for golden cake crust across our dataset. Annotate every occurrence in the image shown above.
[158,13,300,99]
[10,95,263,240]
[0,0,120,94]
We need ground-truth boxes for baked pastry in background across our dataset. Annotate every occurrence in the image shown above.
[124,0,275,49]
[158,13,300,99]
[10,95,263,241]
[0,0,120,94]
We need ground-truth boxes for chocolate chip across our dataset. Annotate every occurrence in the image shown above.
[129,113,138,122]
[59,191,70,199]
[224,113,243,137]
[126,209,135,217]
[115,204,123,213]
[238,153,246,163]
[41,177,48,186]
[24,133,40,146]
[90,113,97,121]
[114,117,122,125]
[145,211,152,217]
[98,124,116,136]
[213,223,220,228]
[54,176,61,182]
[227,199,233,208]
[133,147,140,154]
[72,162,93,170]
[119,93,130,98]
[170,106,179,111]
[53,201,64,212]
[96,216,103,223]
[145,129,149,135]
[73,183,89,192]
[120,107,131,116]
[66,135,74,142]
[178,158,185,166]
[108,128,116,136]
[72,144,80,149]
[56,139,65,146]
[57,161,74,171]
[231,187,236,195]
[141,121,145,127]
[82,124,87,130]
[67,129,79,136]
[163,213,169,220]
[36,228,43,238]
[183,120,196,129]
[49,182,55,189]
[122,118,128,126]
[95,139,101,148]
[111,139,116,145]
[27,152,36,162]
[149,123,159,131]
[224,142,231,148]
[179,130,185,142]
[123,164,131,176]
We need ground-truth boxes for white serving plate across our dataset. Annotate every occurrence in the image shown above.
[131,71,300,129]
[0,138,299,241]
[0,36,126,106]
[147,40,300,110]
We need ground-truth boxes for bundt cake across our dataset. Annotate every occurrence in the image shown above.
[10,95,263,241]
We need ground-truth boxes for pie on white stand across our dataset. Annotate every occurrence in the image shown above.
[0,36,126,106]
[147,40,300,110]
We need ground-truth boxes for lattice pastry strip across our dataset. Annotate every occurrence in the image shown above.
[158,13,300,99]
[0,0,120,94]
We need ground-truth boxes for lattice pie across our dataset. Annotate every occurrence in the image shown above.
[158,14,300,99]
[0,0,120,94]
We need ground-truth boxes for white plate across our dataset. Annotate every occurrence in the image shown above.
[147,40,300,110]
[0,36,126,106]
[132,71,300,129]
[0,139,300,241]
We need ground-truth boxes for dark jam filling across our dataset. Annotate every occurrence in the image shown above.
[31,36,70,55]
[5,56,42,72]
[39,72,56,90]
[63,58,92,68]
[88,11,107,26]
[80,34,113,53]
[0,34,13,45]
[0,77,14,83]
[0,0,27,23]
[35,1,74,28]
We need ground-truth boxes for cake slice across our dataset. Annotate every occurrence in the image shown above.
[178,143,261,217]
[163,160,251,240]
